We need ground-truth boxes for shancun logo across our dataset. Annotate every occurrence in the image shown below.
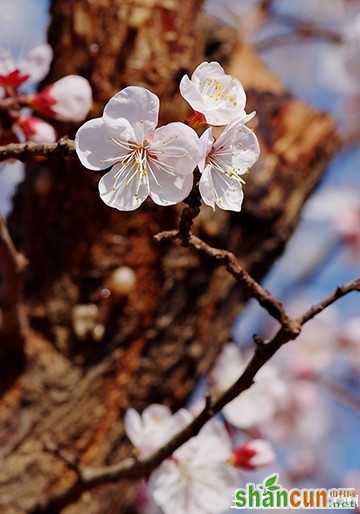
[233,473,359,510]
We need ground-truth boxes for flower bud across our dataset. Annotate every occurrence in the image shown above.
[107,266,136,297]
[230,439,275,470]
[32,75,92,122]
[17,117,56,144]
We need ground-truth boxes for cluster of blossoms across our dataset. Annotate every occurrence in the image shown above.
[0,44,92,144]
[76,61,260,213]
[124,403,274,514]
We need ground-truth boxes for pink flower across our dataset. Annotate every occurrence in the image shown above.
[0,44,53,89]
[75,86,201,211]
[198,117,259,211]
[16,116,56,143]
[180,61,249,126]
[230,439,275,470]
[33,75,92,122]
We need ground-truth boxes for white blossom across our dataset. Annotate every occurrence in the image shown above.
[0,44,52,88]
[76,86,201,211]
[124,404,192,458]
[180,61,249,126]
[16,116,56,143]
[198,118,259,211]
[211,343,286,428]
[33,75,92,122]
[230,439,275,470]
[148,416,239,514]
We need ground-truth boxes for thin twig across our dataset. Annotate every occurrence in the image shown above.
[155,231,296,329]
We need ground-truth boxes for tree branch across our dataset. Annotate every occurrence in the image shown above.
[36,225,359,513]
[41,274,359,498]
[0,138,75,162]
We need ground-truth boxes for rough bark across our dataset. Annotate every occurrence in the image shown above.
[0,1,338,513]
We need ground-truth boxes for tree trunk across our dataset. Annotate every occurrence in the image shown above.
[0,1,338,513]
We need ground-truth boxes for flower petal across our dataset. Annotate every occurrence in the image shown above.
[148,165,193,206]
[179,74,206,112]
[124,408,143,447]
[192,61,227,83]
[215,119,260,170]
[149,461,188,514]
[142,404,172,426]
[199,166,216,209]
[0,48,14,76]
[190,465,239,513]
[99,162,149,211]
[211,169,244,212]
[75,118,124,171]
[198,128,214,173]
[18,44,53,83]
[18,117,56,143]
[50,75,92,122]
[150,122,201,176]
[104,86,159,143]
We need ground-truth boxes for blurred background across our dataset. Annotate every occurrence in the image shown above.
[0,0,359,513]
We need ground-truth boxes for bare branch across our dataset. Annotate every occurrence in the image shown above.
[0,138,75,162]
[300,278,360,324]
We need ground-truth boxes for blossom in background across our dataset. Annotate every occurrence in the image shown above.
[32,75,93,122]
[15,116,56,143]
[0,44,52,89]
[305,188,360,258]
[148,415,239,514]
[180,61,249,126]
[278,305,338,378]
[230,439,275,470]
[124,404,192,458]
[265,379,330,447]
[211,343,286,429]
[76,86,201,211]
[339,317,360,372]
[320,14,360,95]
[198,117,259,211]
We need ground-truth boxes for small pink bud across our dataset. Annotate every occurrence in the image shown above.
[33,75,92,122]
[18,117,56,143]
[230,439,275,470]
